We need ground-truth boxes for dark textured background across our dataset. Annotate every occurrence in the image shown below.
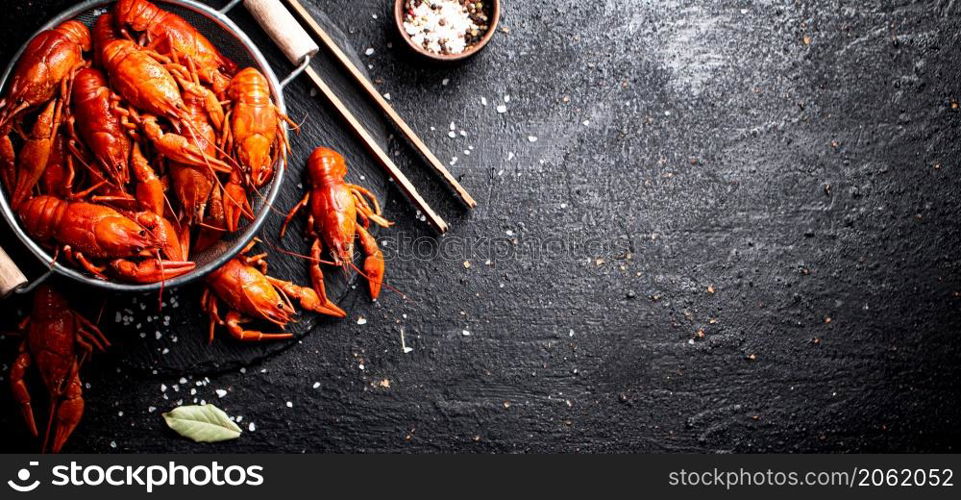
[1,0,960,453]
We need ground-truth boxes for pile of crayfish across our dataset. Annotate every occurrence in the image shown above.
[0,0,290,283]
[2,0,396,453]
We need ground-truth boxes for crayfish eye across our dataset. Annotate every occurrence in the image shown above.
[134,246,143,253]
[138,230,146,236]
[277,303,284,309]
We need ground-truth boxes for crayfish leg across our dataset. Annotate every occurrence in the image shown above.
[200,288,222,344]
[76,315,110,352]
[357,226,385,300]
[0,101,30,137]
[243,252,270,274]
[350,184,392,228]
[224,311,293,342]
[279,192,309,239]
[9,345,39,438]
[66,248,109,280]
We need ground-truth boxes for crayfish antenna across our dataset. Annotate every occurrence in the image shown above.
[342,259,410,304]
[156,249,165,311]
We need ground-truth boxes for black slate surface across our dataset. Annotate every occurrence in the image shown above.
[1,0,960,453]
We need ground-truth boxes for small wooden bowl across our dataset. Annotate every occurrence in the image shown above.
[394,0,500,61]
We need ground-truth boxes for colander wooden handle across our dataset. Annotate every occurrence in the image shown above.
[243,0,319,64]
[0,245,27,298]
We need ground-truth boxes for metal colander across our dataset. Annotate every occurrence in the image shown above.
[0,0,305,293]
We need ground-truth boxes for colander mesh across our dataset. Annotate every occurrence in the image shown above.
[4,0,286,288]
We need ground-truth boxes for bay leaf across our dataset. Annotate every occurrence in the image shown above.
[162,404,242,443]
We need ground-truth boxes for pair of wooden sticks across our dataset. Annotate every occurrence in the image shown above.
[284,0,475,233]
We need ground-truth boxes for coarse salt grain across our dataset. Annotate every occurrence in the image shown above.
[402,0,486,55]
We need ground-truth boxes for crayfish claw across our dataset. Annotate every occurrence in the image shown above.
[224,312,293,342]
[267,276,346,319]
[50,371,83,454]
[9,349,39,438]
[222,178,251,232]
[357,226,385,300]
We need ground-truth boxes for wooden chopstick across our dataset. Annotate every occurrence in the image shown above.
[304,66,449,233]
[285,0,478,209]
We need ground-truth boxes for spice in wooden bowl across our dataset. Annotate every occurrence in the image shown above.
[395,0,500,60]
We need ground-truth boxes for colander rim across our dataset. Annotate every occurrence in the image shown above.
[0,0,289,293]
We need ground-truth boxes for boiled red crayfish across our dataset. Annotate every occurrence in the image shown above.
[68,67,133,186]
[9,285,110,453]
[224,67,289,188]
[17,195,194,283]
[281,147,390,302]
[167,71,228,224]
[202,240,345,342]
[95,13,231,174]
[4,99,62,209]
[0,20,90,134]
[114,0,237,95]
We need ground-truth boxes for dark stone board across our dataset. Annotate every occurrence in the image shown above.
[0,0,960,453]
